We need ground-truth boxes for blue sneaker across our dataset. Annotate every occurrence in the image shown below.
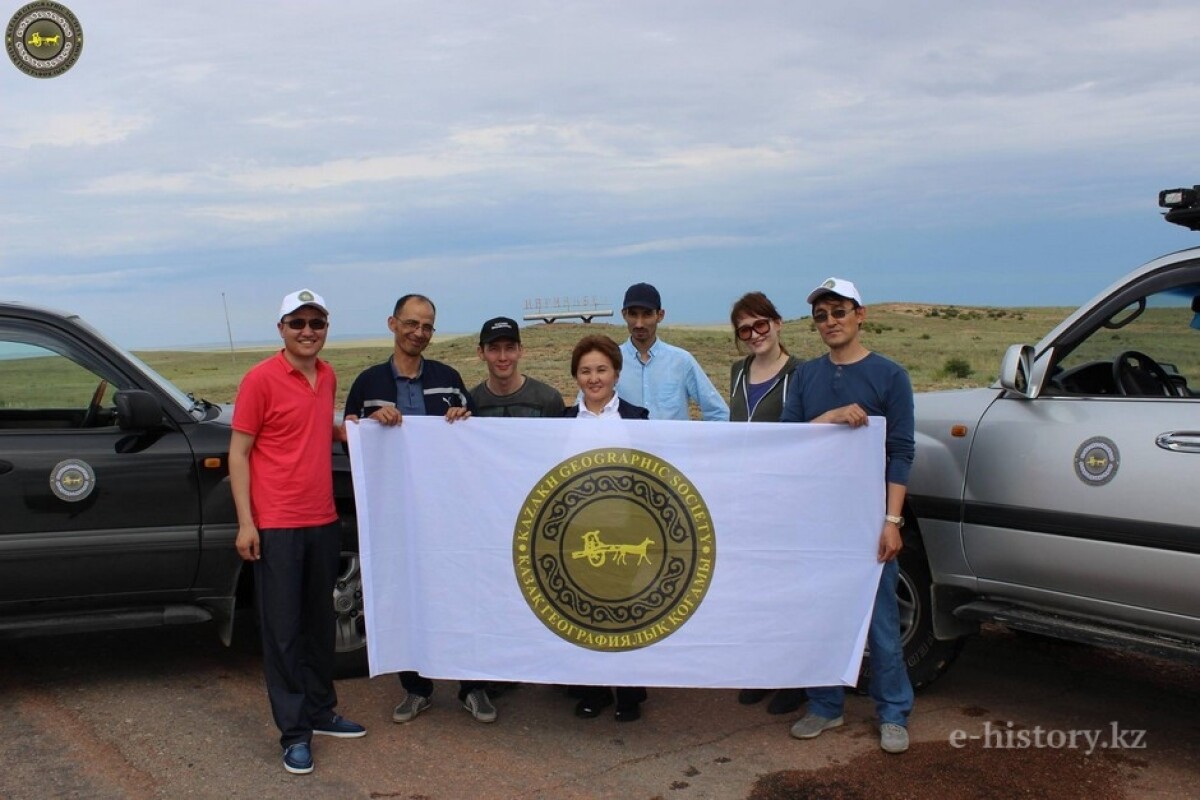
[313,714,367,738]
[282,742,314,775]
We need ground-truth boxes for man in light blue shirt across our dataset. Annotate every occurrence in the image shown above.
[616,282,729,421]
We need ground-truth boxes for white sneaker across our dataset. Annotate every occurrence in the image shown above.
[789,713,845,740]
[879,722,909,753]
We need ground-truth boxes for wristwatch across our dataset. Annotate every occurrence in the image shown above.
[885,514,905,528]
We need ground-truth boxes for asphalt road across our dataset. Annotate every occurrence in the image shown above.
[1,622,1197,799]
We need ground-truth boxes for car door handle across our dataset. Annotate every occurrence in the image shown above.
[1156,431,1200,453]
[0,460,12,475]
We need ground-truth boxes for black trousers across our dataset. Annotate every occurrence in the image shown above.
[255,523,341,748]
[579,685,648,709]
[399,671,484,701]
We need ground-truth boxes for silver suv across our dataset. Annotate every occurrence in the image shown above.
[897,198,1200,688]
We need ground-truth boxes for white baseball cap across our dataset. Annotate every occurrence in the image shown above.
[807,277,863,306]
[279,288,329,319]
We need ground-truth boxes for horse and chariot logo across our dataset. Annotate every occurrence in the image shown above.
[513,448,716,651]
[6,2,84,78]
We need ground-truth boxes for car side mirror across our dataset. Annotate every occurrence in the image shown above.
[115,389,164,430]
[998,345,1036,398]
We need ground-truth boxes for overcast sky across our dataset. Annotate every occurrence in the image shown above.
[2,1,1200,347]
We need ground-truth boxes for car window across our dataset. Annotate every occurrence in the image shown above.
[0,336,121,429]
[1049,288,1199,397]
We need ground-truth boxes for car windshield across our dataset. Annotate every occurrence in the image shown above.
[123,349,201,412]
[73,318,201,415]
[1049,284,1200,397]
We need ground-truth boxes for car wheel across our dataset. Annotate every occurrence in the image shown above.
[858,539,963,692]
[896,541,963,690]
[333,517,368,678]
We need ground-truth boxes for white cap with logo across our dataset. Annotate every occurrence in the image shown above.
[806,277,863,306]
[279,288,329,319]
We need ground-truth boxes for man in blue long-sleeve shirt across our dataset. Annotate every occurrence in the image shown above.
[615,282,729,421]
[780,277,915,755]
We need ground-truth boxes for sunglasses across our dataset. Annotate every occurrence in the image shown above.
[735,318,773,341]
[812,307,856,324]
[284,318,328,331]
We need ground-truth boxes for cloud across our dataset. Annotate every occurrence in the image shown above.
[74,171,203,195]
[227,153,485,191]
[2,0,1198,346]
[5,110,150,149]
[161,63,218,85]
[69,120,806,201]
[602,236,760,257]
[246,113,365,130]
[0,265,179,290]
[189,202,367,224]
[308,234,764,277]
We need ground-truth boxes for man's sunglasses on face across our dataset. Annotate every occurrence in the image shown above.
[812,307,856,324]
[284,318,328,330]
[735,319,773,341]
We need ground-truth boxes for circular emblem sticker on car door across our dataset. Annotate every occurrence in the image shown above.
[50,458,96,501]
[1074,437,1119,486]
[513,448,715,651]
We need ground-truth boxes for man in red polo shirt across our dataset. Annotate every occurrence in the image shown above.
[230,289,366,776]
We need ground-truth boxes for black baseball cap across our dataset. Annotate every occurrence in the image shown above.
[479,316,521,345]
[622,282,661,311]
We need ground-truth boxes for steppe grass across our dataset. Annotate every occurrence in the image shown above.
[136,304,1071,406]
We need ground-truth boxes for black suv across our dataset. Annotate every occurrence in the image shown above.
[0,301,366,674]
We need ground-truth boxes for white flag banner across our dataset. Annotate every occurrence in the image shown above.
[346,416,886,688]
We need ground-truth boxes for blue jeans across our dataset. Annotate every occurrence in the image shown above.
[805,559,914,727]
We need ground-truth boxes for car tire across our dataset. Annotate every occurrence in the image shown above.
[896,540,963,689]
[858,537,963,692]
[333,516,368,679]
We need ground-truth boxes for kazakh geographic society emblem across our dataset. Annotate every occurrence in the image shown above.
[513,448,715,652]
[5,2,83,78]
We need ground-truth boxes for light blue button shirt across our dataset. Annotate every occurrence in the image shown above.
[616,338,729,421]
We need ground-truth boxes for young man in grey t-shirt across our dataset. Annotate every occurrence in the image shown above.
[471,317,565,417]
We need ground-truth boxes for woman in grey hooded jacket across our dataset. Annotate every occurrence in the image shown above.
[728,292,801,423]
[728,291,805,714]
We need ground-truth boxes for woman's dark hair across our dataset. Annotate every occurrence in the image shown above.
[730,291,787,354]
[570,334,622,376]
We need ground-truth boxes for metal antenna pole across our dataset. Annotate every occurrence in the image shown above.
[221,292,236,369]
